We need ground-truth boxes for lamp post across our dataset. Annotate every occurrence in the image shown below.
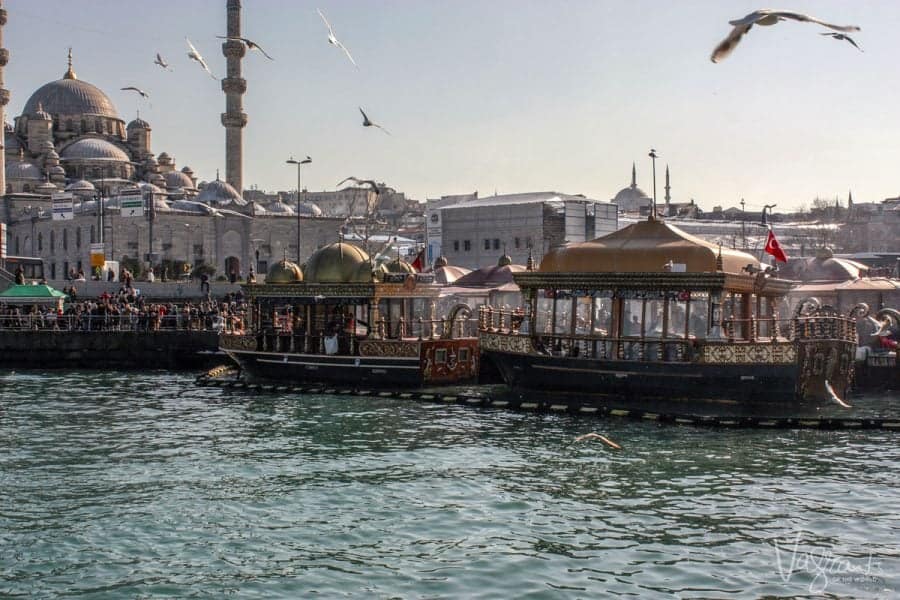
[286,155,312,262]
[648,149,658,217]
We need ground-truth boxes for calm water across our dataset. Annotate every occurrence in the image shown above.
[1,371,898,599]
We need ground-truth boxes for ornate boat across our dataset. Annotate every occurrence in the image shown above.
[220,243,479,387]
[478,217,858,411]
[853,306,899,391]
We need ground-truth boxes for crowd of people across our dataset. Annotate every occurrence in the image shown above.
[0,284,248,333]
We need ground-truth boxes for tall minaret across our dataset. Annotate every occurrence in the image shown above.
[221,0,247,196]
[664,165,671,217]
[630,162,637,189]
[0,0,9,199]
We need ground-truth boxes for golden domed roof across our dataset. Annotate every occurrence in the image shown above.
[384,258,416,275]
[538,217,759,275]
[303,242,374,283]
[266,259,303,284]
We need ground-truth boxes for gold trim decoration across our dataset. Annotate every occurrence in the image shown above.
[358,340,421,357]
[480,332,533,355]
[701,343,797,364]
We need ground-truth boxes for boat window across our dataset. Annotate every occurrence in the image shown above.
[459,348,470,362]
[435,349,447,364]
[536,294,553,334]
[554,295,571,335]
[574,297,592,335]
[668,298,688,338]
[622,299,644,337]
[688,292,709,339]
[593,297,613,337]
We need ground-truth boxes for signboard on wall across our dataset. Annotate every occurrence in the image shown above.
[51,192,74,220]
[120,196,144,217]
[90,242,105,268]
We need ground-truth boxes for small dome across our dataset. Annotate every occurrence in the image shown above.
[433,264,471,285]
[497,253,512,267]
[144,155,158,166]
[304,242,373,283]
[196,178,246,206]
[267,259,304,284]
[49,165,66,176]
[45,148,60,160]
[181,165,194,176]
[60,138,130,161]
[165,171,195,190]
[433,255,448,268]
[296,201,323,217]
[157,152,171,162]
[384,258,416,275]
[266,201,295,215]
[127,117,150,130]
[65,179,96,191]
[5,161,44,180]
[40,139,55,152]
[31,103,52,121]
[35,181,58,193]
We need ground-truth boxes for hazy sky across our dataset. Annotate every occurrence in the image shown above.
[4,1,896,212]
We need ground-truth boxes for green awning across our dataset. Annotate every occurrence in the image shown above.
[0,284,68,304]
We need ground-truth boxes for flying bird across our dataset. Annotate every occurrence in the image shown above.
[359,107,390,135]
[154,53,173,71]
[337,176,382,193]
[820,32,863,52]
[711,10,861,63]
[186,37,217,79]
[317,8,358,68]
[216,36,274,60]
[121,86,149,99]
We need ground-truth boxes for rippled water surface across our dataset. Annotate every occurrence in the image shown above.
[1,371,898,598]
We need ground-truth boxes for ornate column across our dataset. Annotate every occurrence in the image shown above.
[221,0,247,196]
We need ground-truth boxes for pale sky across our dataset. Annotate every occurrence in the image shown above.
[4,1,897,212]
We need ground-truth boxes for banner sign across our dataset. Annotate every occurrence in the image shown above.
[52,192,74,221]
[120,196,144,217]
[90,242,105,268]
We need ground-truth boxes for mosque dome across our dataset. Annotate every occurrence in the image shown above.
[266,200,295,215]
[165,171,195,190]
[60,138,130,161]
[612,164,651,212]
[35,181,58,194]
[497,253,513,267]
[296,201,323,217]
[303,242,374,283]
[127,117,150,130]
[5,161,44,180]
[23,76,119,120]
[266,259,304,284]
[65,179,95,192]
[196,178,246,206]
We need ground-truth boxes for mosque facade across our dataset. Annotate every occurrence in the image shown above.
[2,54,340,281]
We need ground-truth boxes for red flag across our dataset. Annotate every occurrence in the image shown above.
[764,228,787,263]
[410,247,426,272]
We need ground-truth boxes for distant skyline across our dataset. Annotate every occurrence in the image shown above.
[4,1,896,211]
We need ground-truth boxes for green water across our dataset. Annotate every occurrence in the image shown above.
[1,371,897,598]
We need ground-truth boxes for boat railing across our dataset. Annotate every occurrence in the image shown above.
[373,317,478,340]
[0,313,228,332]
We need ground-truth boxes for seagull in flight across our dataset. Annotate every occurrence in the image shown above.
[154,53,173,71]
[359,107,390,135]
[711,10,861,63]
[317,8,358,68]
[186,37,217,79]
[820,32,863,52]
[216,36,274,60]
[337,176,382,193]
[121,86,149,100]
[574,432,622,449]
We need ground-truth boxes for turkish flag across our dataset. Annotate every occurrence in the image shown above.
[764,228,787,263]
[410,247,426,272]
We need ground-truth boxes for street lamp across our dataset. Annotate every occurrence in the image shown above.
[648,149,658,217]
[286,155,312,262]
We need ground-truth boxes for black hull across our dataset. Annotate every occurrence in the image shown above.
[226,348,426,387]
[485,350,812,415]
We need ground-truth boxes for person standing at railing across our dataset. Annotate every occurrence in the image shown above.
[14,265,24,285]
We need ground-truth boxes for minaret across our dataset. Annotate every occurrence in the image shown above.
[0,1,9,198]
[664,165,671,217]
[630,162,637,189]
[221,0,247,196]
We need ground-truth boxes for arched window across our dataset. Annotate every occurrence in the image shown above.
[50,230,55,252]
[63,228,68,250]
[37,232,43,252]
[76,228,81,248]
[14,236,20,254]
[90,225,96,244]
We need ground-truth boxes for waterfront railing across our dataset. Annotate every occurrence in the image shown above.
[0,314,242,333]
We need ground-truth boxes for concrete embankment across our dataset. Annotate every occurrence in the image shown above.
[0,330,223,370]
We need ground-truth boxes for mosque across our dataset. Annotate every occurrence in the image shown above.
[1,51,340,282]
